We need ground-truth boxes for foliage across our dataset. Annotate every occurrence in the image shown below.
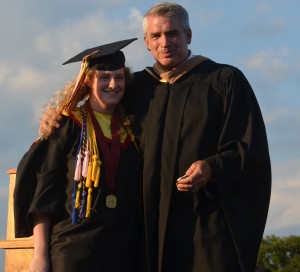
[257,235,300,272]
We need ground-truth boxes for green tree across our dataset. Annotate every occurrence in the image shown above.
[257,235,300,271]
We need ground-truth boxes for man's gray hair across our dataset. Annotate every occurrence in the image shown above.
[143,2,190,34]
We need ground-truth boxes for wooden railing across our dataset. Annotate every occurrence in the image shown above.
[0,168,33,272]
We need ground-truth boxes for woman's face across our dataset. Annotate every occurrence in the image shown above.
[88,68,126,113]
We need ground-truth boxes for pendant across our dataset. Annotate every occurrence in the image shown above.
[106,194,117,208]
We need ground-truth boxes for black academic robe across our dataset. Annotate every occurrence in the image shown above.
[14,113,142,272]
[123,58,271,272]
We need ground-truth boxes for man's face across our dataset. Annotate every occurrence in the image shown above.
[144,15,192,70]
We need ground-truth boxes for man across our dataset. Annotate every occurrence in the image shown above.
[123,2,271,272]
[40,2,271,271]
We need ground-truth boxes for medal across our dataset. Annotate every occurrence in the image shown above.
[106,194,117,208]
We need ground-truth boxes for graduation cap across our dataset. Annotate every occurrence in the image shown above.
[61,38,137,114]
[62,38,137,70]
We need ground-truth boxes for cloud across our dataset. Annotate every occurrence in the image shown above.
[243,48,292,85]
[8,67,44,92]
[256,3,273,13]
[0,66,9,84]
[262,107,289,125]
[240,7,286,39]
[264,108,300,166]
[265,159,300,234]
[194,9,224,27]
[127,7,144,32]
[27,7,146,72]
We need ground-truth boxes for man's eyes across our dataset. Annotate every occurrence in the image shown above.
[150,32,179,39]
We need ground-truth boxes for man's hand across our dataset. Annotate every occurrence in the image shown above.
[176,160,212,192]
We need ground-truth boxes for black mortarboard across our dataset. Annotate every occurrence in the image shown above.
[62,38,137,70]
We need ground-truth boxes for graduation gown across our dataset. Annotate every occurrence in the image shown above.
[14,111,142,272]
[123,57,271,272]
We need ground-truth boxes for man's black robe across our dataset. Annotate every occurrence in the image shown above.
[124,58,271,272]
[14,114,142,272]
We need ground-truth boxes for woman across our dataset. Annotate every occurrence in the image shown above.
[14,38,141,272]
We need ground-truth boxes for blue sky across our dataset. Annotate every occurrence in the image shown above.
[0,0,299,269]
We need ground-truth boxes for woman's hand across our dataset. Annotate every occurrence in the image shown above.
[30,213,51,272]
[29,253,50,272]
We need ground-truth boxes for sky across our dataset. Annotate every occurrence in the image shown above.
[0,0,299,269]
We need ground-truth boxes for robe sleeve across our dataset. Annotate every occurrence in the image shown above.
[204,67,269,183]
[204,67,271,269]
[14,116,80,238]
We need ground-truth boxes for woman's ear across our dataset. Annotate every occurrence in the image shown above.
[87,72,96,88]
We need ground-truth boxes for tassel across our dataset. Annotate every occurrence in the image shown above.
[85,161,93,188]
[79,189,87,218]
[92,154,101,187]
[75,181,82,208]
[82,149,90,177]
[74,153,83,181]
[72,180,79,223]
[86,188,93,217]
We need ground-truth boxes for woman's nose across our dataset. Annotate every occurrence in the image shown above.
[109,78,117,89]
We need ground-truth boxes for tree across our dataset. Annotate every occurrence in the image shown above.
[257,235,300,271]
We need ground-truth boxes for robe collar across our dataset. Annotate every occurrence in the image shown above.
[145,51,209,84]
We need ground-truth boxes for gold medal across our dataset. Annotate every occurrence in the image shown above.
[106,194,117,208]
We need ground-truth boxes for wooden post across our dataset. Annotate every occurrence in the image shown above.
[0,168,33,272]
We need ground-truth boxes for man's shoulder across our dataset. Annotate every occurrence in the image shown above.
[131,69,158,85]
[192,57,243,79]
[194,56,235,71]
[132,69,151,77]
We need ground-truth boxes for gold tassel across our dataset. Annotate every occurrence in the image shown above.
[122,117,140,154]
[86,188,93,217]
[75,181,82,208]
[89,114,101,187]
[92,154,101,187]
[85,161,93,188]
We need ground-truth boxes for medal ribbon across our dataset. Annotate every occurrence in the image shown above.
[86,102,120,193]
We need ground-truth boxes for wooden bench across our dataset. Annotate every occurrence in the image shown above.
[0,168,33,272]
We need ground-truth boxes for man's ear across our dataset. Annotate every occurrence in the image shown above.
[186,28,192,45]
[144,36,151,51]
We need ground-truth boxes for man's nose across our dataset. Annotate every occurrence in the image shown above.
[160,34,170,47]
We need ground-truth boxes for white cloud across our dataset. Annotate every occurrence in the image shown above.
[239,12,286,39]
[0,66,9,84]
[243,48,292,86]
[263,107,289,125]
[127,8,144,32]
[8,67,44,91]
[194,9,224,27]
[256,3,272,13]
[265,159,300,234]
